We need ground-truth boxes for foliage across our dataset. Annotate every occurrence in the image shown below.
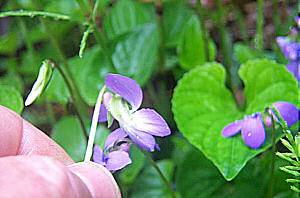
[0,0,298,197]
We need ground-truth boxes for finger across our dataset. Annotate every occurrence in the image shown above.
[68,162,121,198]
[0,155,121,198]
[0,155,91,198]
[0,105,73,165]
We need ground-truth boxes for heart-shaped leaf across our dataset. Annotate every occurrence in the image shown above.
[172,60,298,180]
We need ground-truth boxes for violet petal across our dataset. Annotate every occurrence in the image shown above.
[105,150,132,171]
[241,113,266,149]
[105,74,143,111]
[272,101,299,127]
[222,120,243,137]
[126,127,156,152]
[98,104,108,122]
[131,109,171,137]
[92,145,105,166]
[286,61,299,81]
[105,128,128,150]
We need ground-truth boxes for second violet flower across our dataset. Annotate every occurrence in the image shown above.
[98,74,171,152]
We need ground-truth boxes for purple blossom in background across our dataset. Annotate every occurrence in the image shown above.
[99,74,171,152]
[93,136,132,171]
[222,102,299,149]
[276,36,300,81]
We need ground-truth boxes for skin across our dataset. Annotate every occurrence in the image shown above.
[0,105,121,198]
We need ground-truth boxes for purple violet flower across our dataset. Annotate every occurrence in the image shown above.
[93,138,132,171]
[99,74,171,152]
[276,36,300,81]
[222,101,299,149]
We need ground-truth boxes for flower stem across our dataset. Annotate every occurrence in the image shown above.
[255,0,264,54]
[132,143,176,198]
[84,85,106,162]
[231,2,249,44]
[268,115,276,198]
[271,0,280,36]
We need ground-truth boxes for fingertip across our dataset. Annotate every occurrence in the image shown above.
[0,105,23,157]
[68,162,121,198]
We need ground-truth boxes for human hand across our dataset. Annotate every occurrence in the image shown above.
[0,105,121,198]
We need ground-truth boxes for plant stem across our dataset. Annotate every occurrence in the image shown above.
[268,115,276,198]
[39,18,89,138]
[79,24,94,58]
[255,0,264,53]
[0,10,86,24]
[84,85,106,162]
[132,143,176,198]
[196,0,209,61]
[90,0,117,73]
[271,0,280,37]
[75,0,92,16]
[231,3,249,43]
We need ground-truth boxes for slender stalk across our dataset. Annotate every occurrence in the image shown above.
[196,0,209,61]
[39,18,89,138]
[255,0,264,53]
[132,142,176,198]
[268,115,276,198]
[0,10,87,24]
[84,85,106,162]
[231,3,249,43]
[271,0,280,36]
[18,18,35,56]
[90,0,117,72]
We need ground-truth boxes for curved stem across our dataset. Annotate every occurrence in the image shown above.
[132,142,176,198]
[255,0,264,54]
[0,10,87,24]
[84,85,106,162]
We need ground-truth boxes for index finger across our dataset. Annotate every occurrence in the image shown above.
[0,105,73,165]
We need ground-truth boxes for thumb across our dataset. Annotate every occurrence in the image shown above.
[68,162,121,198]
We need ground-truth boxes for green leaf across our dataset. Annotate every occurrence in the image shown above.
[51,116,87,162]
[51,116,110,162]
[172,60,298,180]
[70,47,109,105]
[112,23,159,85]
[178,15,216,70]
[103,0,151,40]
[0,85,23,114]
[119,145,145,185]
[130,160,175,198]
[234,43,258,64]
[163,2,193,47]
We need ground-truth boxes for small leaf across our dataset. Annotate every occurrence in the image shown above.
[25,59,54,106]
[112,23,159,85]
[279,167,300,177]
[0,85,23,114]
[103,0,151,39]
[234,43,258,64]
[178,15,216,70]
[280,138,294,153]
